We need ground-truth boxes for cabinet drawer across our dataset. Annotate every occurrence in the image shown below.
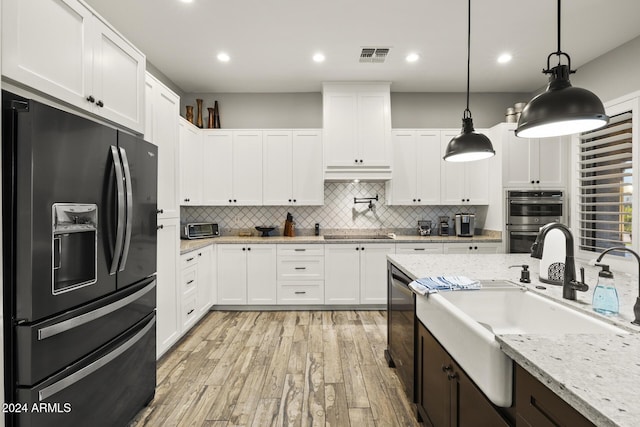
[278,257,324,280]
[181,252,200,269]
[277,282,324,305]
[396,243,444,254]
[181,294,197,329]
[181,265,197,295]
[277,244,324,257]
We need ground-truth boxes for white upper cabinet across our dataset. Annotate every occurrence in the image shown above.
[178,118,203,205]
[387,130,441,205]
[232,131,263,205]
[263,130,323,205]
[498,123,567,188]
[440,130,489,205]
[201,130,233,205]
[145,73,180,219]
[323,83,392,180]
[2,0,145,133]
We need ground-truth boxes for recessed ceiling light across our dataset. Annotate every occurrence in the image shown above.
[497,53,512,64]
[313,53,325,63]
[406,53,420,63]
[217,52,230,62]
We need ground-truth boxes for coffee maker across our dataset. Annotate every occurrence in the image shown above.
[454,213,475,237]
[438,216,450,236]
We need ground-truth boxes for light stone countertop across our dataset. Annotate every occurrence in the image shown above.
[180,233,501,254]
[387,253,640,427]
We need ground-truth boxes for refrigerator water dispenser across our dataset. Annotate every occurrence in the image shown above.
[52,203,98,294]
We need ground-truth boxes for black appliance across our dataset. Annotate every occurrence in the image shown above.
[506,190,565,253]
[385,262,416,402]
[180,222,219,239]
[2,91,157,426]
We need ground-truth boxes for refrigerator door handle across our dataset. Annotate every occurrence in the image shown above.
[37,280,156,340]
[37,316,156,402]
[118,146,133,272]
[110,146,126,275]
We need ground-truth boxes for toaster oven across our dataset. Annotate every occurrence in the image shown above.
[180,222,219,239]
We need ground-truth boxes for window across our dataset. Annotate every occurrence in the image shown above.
[578,112,633,256]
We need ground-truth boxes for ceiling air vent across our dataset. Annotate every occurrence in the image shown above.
[359,47,390,63]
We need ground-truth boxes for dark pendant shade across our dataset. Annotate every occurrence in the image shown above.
[516,65,608,138]
[443,117,495,162]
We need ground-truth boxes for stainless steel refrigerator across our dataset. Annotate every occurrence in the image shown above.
[2,91,157,426]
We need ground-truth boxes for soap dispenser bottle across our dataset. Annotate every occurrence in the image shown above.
[592,263,619,315]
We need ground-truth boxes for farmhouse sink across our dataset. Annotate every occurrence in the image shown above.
[415,280,628,407]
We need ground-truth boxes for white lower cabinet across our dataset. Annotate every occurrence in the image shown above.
[443,242,502,254]
[179,245,214,331]
[197,245,215,316]
[156,218,180,358]
[277,244,325,305]
[217,244,277,305]
[324,243,395,305]
[395,243,444,254]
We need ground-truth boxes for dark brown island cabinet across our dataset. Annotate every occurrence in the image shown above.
[416,320,596,427]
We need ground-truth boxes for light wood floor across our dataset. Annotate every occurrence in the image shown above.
[130,310,421,427]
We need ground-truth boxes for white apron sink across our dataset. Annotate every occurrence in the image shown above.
[416,281,627,407]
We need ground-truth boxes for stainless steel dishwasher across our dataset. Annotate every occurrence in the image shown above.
[385,261,416,402]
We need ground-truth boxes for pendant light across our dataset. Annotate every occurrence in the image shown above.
[443,0,495,162]
[515,0,608,138]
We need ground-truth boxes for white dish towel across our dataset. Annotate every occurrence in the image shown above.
[409,276,481,295]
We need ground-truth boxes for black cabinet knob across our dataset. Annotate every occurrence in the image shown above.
[536,180,540,184]
[413,199,416,202]
[247,247,251,251]
[242,247,246,251]
[447,372,458,380]
[356,247,359,251]
[461,199,465,202]
[474,246,478,250]
[156,209,164,214]
[361,247,365,251]
[86,95,95,103]
[355,159,358,163]
[156,225,163,230]
[96,100,104,107]
[293,199,296,202]
[233,199,237,203]
[469,246,472,250]
[359,159,363,163]
[417,198,421,202]
[184,198,190,202]
[229,199,232,203]
[466,199,470,202]
[288,199,292,202]
[531,180,535,184]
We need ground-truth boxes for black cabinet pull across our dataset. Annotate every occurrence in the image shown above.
[414,248,425,251]
[187,309,195,315]
[156,209,164,214]
[295,267,307,270]
[294,291,306,295]
[187,280,194,285]
[156,225,164,230]
[198,253,202,257]
[294,249,306,252]
[96,100,104,107]
[186,257,195,262]
[86,95,95,103]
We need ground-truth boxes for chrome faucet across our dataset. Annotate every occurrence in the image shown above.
[595,247,640,326]
[530,222,589,300]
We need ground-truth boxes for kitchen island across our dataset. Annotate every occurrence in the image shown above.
[388,253,640,427]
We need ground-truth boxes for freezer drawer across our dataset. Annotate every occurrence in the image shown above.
[16,313,156,427]
[15,278,155,386]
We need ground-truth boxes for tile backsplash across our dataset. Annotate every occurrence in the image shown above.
[181,182,487,235]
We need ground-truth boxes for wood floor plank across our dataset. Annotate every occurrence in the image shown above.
[131,310,422,427]
[324,383,350,427]
[301,353,325,427]
[251,399,280,427]
[322,325,343,384]
[277,373,305,427]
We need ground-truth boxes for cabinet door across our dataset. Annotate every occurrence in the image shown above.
[233,131,263,205]
[389,131,418,205]
[536,136,566,187]
[178,119,203,205]
[323,92,359,167]
[263,131,293,205]
[2,0,93,110]
[464,155,490,204]
[90,15,145,133]
[416,131,441,204]
[196,245,214,315]
[359,244,395,304]
[247,244,277,305]
[217,245,247,305]
[503,131,534,187]
[202,130,233,205]
[146,73,180,218]
[358,92,390,166]
[156,218,179,358]
[418,322,451,427]
[440,132,466,204]
[292,130,324,205]
[324,245,360,304]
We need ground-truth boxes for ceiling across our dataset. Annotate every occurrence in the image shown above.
[84,0,640,94]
